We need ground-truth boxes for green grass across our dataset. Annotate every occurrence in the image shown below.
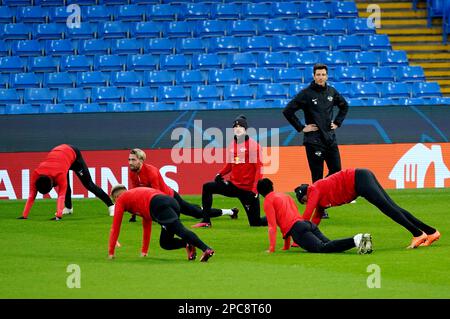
[0,188,449,299]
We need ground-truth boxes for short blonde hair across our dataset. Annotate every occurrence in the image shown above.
[130,148,146,162]
[110,184,127,199]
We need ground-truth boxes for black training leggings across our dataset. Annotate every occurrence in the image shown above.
[355,168,435,237]
[173,192,222,219]
[289,221,355,253]
[202,180,267,226]
[305,143,342,182]
[64,145,113,209]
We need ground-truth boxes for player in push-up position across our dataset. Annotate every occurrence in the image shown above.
[294,168,441,249]
[18,144,114,220]
[108,185,214,262]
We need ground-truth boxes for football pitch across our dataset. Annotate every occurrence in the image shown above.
[0,188,449,299]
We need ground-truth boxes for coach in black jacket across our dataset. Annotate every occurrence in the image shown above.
[283,63,349,183]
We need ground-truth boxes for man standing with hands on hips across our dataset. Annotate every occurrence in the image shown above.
[283,63,349,218]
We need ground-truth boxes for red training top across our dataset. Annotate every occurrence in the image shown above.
[302,168,357,226]
[22,144,76,218]
[219,137,262,194]
[129,163,174,197]
[263,191,303,252]
[108,187,164,256]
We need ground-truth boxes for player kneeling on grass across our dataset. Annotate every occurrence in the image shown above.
[108,185,215,262]
[257,178,373,254]
[295,168,441,249]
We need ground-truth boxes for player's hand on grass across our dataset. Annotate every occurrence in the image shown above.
[302,124,318,133]
[115,241,121,248]
[141,252,148,257]
[265,250,274,254]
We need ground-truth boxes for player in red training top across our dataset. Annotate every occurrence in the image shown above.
[257,178,372,254]
[126,148,238,223]
[18,144,114,220]
[294,168,441,249]
[108,185,214,262]
[193,115,267,228]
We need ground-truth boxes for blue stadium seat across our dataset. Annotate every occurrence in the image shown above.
[10,73,40,88]
[208,69,238,85]
[380,50,409,66]
[303,36,331,51]
[44,72,74,88]
[2,23,31,40]
[0,56,25,73]
[164,21,194,38]
[427,0,445,27]
[125,87,155,102]
[348,51,379,67]
[287,19,316,36]
[228,20,257,37]
[72,103,105,113]
[429,97,450,105]
[289,83,307,97]
[333,35,364,51]
[28,56,58,73]
[176,38,206,54]
[381,82,411,98]
[49,6,71,23]
[144,38,174,54]
[257,19,287,36]
[227,52,257,69]
[223,84,255,100]
[147,4,179,21]
[106,102,141,113]
[396,66,426,82]
[131,22,162,38]
[242,67,272,84]
[24,88,54,104]
[127,54,158,71]
[111,71,141,87]
[256,83,288,100]
[365,98,395,107]
[12,40,43,57]
[347,18,376,35]
[412,82,442,98]
[98,0,128,5]
[34,23,64,40]
[0,74,9,88]
[242,3,272,19]
[258,52,289,68]
[331,1,359,18]
[272,2,299,19]
[98,22,129,39]
[299,2,329,19]
[272,35,301,52]
[288,52,318,68]
[192,53,222,69]
[77,71,107,88]
[6,104,39,114]
[240,99,271,109]
[190,85,221,101]
[158,85,188,102]
[318,51,348,67]
[366,66,395,82]
[39,104,69,114]
[396,97,428,106]
[350,82,379,98]
[208,100,238,109]
[209,36,241,53]
[61,55,92,72]
[68,0,97,5]
[0,7,15,23]
[116,4,144,22]
[66,23,96,40]
[365,34,391,51]
[0,41,8,56]
[17,6,48,23]
[140,101,174,111]
[112,39,143,55]
[178,3,211,20]
[211,3,241,20]
[82,5,113,22]
[92,86,122,103]
[58,88,88,104]
[330,82,351,98]
[144,70,174,86]
[241,36,271,52]
[176,70,205,86]
[0,89,21,105]
[335,66,365,82]
[347,98,367,107]
[274,68,304,84]
[45,39,75,56]
[160,54,190,71]
[318,19,347,36]
[79,39,111,55]
[177,101,208,110]
[94,55,124,71]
